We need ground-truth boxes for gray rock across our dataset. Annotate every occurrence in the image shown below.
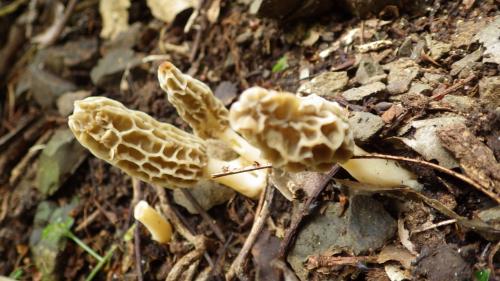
[474,16,500,64]
[173,180,235,214]
[288,195,396,280]
[450,47,483,77]
[441,95,476,113]
[36,129,87,196]
[478,76,500,108]
[397,37,414,57]
[355,57,386,85]
[56,90,91,116]
[348,111,384,142]
[408,82,432,95]
[429,40,451,60]
[342,82,386,101]
[385,59,420,94]
[415,245,471,281]
[90,48,143,87]
[298,71,348,97]
[29,66,76,109]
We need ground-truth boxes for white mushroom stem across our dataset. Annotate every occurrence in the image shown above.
[134,200,173,244]
[219,128,264,164]
[204,157,267,199]
[339,145,422,190]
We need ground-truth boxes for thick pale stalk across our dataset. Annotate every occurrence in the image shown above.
[134,200,172,243]
[340,145,422,190]
[204,157,267,199]
[219,129,264,164]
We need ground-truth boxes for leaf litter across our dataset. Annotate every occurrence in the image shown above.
[0,0,498,280]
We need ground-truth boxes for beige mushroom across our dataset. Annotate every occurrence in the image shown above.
[229,87,421,190]
[134,200,172,243]
[157,62,264,164]
[68,96,266,198]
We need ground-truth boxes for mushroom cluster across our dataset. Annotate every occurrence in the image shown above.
[68,96,266,199]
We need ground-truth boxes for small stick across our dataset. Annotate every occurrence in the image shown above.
[430,74,475,100]
[212,164,272,178]
[307,255,379,268]
[411,219,457,234]
[352,153,500,203]
[179,188,226,242]
[226,184,275,280]
[278,165,340,258]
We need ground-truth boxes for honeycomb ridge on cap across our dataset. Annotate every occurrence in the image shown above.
[229,87,354,172]
[158,62,230,139]
[68,96,207,188]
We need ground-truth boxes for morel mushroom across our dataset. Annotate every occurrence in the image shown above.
[157,62,264,164]
[68,96,266,198]
[229,87,421,189]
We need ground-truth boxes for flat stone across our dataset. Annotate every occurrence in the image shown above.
[478,76,500,108]
[348,111,384,142]
[288,195,396,280]
[415,245,471,281]
[36,129,88,196]
[429,40,451,60]
[29,66,76,108]
[408,82,432,95]
[298,71,348,97]
[355,56,386,85]
[450,47,483,77]
[342,82,386,101]
[90,48,142,87]
[385,59,420,95]
[173,181,235,214]
[474,16,500,64]
[56,90,91,116]
[441,95,476,113]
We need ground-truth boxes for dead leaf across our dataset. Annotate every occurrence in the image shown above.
[99,0,130,40]
[438,123,500,193]
[399,116,466,168]
[384,264,412,281]
[377,245,416,269]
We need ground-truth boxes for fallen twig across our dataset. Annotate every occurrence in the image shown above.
[411,219,457,234]
[226,184,275,280]
[430,74,475,100]
[180,188,226,242]
[278,165,340,258]
[352,153,500,203]
[212,164,272,178]
[307,255,379,269]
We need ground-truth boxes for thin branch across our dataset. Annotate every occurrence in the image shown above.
[352,153,500,203]
[212,164,272,178]
[180,189,226,242]
[226,184,275,280]
[411,219,457,234]
[430,74,475,100]
[278,165,340,258]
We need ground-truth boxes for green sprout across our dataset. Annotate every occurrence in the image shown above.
[474,268,490,281]
[272,55,289,73]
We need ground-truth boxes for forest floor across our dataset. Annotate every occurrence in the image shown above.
[0,0,499,280]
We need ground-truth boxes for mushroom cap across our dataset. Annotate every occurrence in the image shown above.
[158,62,229,139]
[68,96,207,188]
[229,87,354,172]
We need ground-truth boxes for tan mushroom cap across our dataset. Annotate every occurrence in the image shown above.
[229,87,354,172]
[68,96,207,188]
[158,61,230,139]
